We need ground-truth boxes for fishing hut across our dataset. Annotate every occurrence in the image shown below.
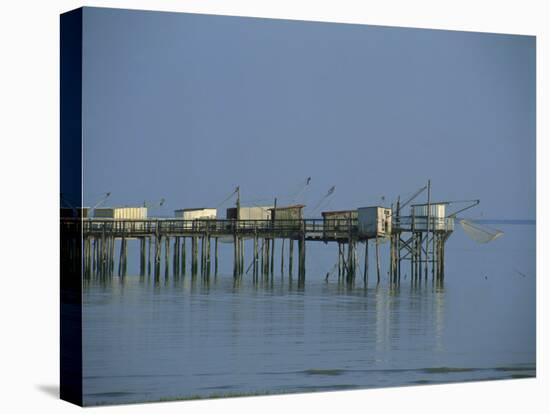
[398,202,454,284]
[175,208,217,220]
[94,206,147,219]
[226,206,272,220]
[270,204,305,221]
[267,205,306,279]
[333,206,393,284]
[174,208,217,227]
[322,210,357,231]
[358,207,392,237]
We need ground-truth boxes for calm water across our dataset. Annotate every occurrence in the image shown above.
[82,223,535,405]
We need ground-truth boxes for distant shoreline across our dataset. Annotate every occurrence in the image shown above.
[462,219,536,225]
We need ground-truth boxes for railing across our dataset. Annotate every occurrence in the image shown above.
[78,218,357,236]
[397,216,455,232]
[62,216,453,237]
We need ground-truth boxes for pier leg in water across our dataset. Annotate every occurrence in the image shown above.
[164,236,170,279]
[280,238,285,277]
[181,237,186,276]
[350,240,357,283]
[376,235,381,284]
[233,235,238,278]
[92,238,96,275]
[101,230,107,277]
[123,237,128,276]
[240,237,244,276]
[262,239,269,277]
[288,239,294,278]
[418,233,422,284]
[206,235,211,277]
[214,237,218,276]
[104,236,110,277]
[200,236,205,277]
[364,240,369,285]
[154,235,160,280]
[147,237,151,276]
[118,237,124,277]
[111,236,116,276]
[140,237,145,277]
[337,243,342,282]
[270,238,275,277]
[105,236,110,277]
[389,234,394,283]
[260,239,264,277]
[172,237,176,277]
[191,236,198,277]
[298,237,306,282]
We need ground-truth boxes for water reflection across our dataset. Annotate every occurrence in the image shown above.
[81,224,536,406]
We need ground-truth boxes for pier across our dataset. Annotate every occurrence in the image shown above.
[65,215,453,286]
[61,181,481,286]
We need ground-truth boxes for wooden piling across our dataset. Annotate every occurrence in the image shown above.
[191,236,198,276]
[376,235,381,284]
[101,227,107,276]
[214,237,218,276]
[200,236,205,277]
[364,240,368,284]
[207,235,211,277]
[147,236,152,276]
[233,235,238,278]
[123,237,128,276]
[181,237,186,276]
[154,235,161,280]
[173,237,179,277]
[253,232,258,278]
[92,238,97,275]
[264,239,269,276]
[140,237,146,276]
[110,236,115,276]
[346,241,354,283]
[270,238,275,276]
[240,237,244,276]
[425,179,431,280]
[337,243,342,281]
[165,236,170,278]
[289,239,294,277]
[298,236,306,281]
[118,237,124,277]
[280,238,285,276]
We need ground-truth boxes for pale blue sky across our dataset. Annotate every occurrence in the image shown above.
[81,7,535,219]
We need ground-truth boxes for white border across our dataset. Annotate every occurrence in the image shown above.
[0,1,546,413]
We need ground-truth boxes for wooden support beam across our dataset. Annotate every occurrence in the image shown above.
[214,237,218,276]
[191,236,198,276]
[140,237,146,276]
[147,237,152,276]
[289,239,294,278]
[376,235,381,284]
[182,237,186,276]
[270,238,275,276]
[207,235,211,277]
[280,238,285,277]
[164,236,170,279]
[154,235,161,280]
[364,240,368,284]
[173,237,179,277]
